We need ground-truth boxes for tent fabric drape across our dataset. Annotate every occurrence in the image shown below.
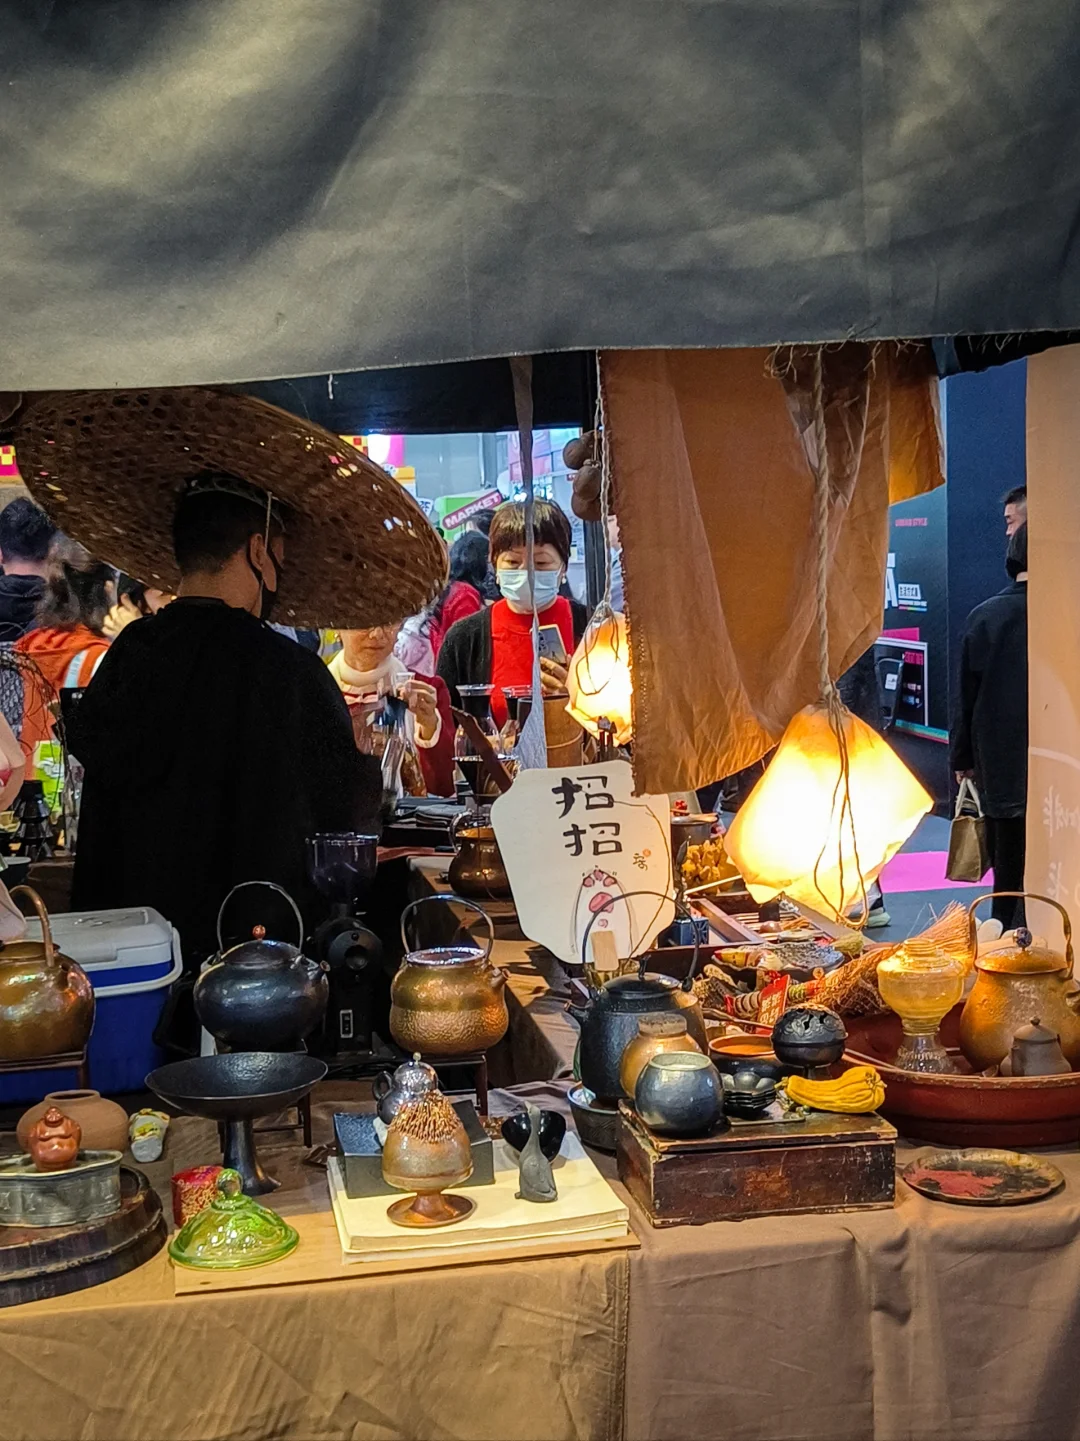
[606,345,943,796]
[3,0,1080,388]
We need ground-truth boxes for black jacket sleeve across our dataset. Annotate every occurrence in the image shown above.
[950,626,980,773]
[436,610,490,708]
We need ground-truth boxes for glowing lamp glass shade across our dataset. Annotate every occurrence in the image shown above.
[724,704,932,917]
[565,610,634,744]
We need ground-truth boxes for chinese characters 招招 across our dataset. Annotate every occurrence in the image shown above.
[552,774,622,857]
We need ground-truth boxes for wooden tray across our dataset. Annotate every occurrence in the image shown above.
[839,1003,1080,1146]
[0,1167,166,1308]
[842,1049,1080,1147]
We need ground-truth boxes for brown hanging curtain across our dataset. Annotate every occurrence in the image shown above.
[605,343,944,796]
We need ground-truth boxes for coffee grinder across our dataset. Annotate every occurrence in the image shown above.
[307,832,385,1057]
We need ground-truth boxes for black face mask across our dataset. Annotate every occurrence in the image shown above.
[249,546,282,623]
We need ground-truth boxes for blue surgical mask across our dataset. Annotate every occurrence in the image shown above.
[497,568,562,612]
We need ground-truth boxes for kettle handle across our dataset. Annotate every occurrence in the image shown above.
[400,894,495,962]
[578,888,700,991]
[10,885,57,970]
[216,881,305,955]
[967,891,1074,970]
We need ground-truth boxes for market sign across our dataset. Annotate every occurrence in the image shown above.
[442,489,503,532]
[0,445,20,481]
[491,761,674,968]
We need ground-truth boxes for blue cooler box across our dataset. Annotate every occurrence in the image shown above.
[1,907,182,1103]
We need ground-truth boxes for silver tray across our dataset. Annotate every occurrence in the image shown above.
[0,1150,123,1228]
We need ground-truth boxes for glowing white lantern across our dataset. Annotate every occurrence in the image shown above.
[724,704,932,918]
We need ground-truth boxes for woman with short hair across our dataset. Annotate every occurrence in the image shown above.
[437,500,588,728]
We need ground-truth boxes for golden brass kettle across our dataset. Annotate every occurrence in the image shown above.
[389,895,508,1057]
[959,892,1080,1072]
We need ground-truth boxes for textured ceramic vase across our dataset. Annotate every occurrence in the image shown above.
[634,1052,724,1136]
[381,1091,475,1227]
[18,1089,129,1154]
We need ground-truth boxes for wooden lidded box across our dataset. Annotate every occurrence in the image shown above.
[617,1104,896,1227]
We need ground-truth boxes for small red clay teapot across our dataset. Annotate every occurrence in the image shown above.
[27,1106,81,1172]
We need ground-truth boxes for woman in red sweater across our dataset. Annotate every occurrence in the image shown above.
[437,501,587,728]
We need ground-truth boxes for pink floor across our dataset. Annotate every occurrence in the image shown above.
[879,850,988,893]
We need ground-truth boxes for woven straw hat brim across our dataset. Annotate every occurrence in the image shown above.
[15,388,448,629]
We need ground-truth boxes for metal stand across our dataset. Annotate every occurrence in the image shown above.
[0,1048,89,1089]
[254,1094,313,1147]
[223,1117,278,1196]
[425,1052,489,1118]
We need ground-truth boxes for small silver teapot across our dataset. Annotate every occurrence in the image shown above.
[1003,1016,1072,1077]
[372,1053,439,1126]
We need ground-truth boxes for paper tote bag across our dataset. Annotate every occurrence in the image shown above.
[946,778,990,883]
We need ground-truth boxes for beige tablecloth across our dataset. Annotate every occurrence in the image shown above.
[508,1082,1080,1441]
[406,862,1080,1441]
[0,1097,627,1441]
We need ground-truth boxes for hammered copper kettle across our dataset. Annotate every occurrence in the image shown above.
[0,886,95,1060]
[959,892,1080,1072]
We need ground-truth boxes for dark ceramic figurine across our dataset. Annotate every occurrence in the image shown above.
[515,1104,558,1203]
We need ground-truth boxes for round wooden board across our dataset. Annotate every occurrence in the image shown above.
[0,1167,166,1307]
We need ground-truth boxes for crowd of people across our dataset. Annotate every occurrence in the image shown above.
[0,469,1032,1042]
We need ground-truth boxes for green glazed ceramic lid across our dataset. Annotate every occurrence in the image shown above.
[169,1169,299,1270]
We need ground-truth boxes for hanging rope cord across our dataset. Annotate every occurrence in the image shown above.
[572,354,629,705]
[808,349,868,926]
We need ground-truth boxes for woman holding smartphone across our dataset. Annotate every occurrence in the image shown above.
[437,500,588,728]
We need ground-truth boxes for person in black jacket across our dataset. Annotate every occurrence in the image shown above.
[951,523,1028,929]
[68,477,381,1053]
[0,498,57,641]
[437,501,588,732]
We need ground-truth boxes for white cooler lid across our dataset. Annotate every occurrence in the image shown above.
[22,906,175,966]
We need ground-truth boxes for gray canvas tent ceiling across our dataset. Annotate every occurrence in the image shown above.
[3,0,1080,391]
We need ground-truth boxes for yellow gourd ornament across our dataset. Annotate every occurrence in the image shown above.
[784,1065,885,1114]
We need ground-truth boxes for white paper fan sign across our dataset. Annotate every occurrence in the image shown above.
[490,761,674,967]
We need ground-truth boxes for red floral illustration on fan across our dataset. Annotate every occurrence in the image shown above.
[572,867,631,963]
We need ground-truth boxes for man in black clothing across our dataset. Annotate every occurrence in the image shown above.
[68,475,380,1047]
[0,497,57,640]
[951,523,1028,929]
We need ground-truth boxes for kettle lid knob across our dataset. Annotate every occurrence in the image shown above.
[1016,927,1033,949]
[252,925,266,940]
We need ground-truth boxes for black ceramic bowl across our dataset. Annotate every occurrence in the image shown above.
[723,1089,775,1120]
[567,1086,618,1153]
[501,1110,567,1161]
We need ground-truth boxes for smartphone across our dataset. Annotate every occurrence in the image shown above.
[537,625,567,664]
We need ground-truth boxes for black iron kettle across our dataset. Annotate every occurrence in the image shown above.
[568,891,706,1103]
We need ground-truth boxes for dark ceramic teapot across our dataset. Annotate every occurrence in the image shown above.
[194,882,328,1051]
[570,890,706,1102]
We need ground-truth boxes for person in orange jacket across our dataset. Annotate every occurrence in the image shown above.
[15,542,115,759]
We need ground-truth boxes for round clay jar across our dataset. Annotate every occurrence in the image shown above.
[17,1089,129,1153]
[619,1015,700,1099]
